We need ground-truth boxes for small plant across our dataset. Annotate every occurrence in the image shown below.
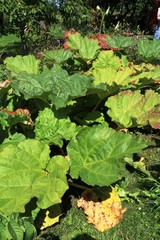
[0,212,37,240]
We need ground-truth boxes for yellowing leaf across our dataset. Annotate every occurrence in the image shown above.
[77,188,126,232]
[40,211,61,230]
[93,67,133,86]
[106,90,160,128]
[4,55,40,75]
[40,205,62,230]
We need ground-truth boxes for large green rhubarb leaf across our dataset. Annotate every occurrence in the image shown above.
[106,35,134,49]
[0,133,26,151]
[67,123,147,186]
[91,50,133,87]
[12,65,93,108]
[129,66,160,86]
[106,90,160,128]
[48,66,93,109]
[43,49,73,64]
[35,108,79,147]
[137,39,160,62]
[11,67,56,100]
[92,50,121,70]
[90,50,134,99]
[0,139,69,215]
[4,55,40,75]
[93,67,133,86]
[67,33,100,61]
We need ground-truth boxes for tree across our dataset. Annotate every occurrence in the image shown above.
[0,0,57,51]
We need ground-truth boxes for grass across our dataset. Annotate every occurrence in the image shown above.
[35,199,159,240]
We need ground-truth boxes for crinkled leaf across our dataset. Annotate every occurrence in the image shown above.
[43,49,73,64]
[67,33,100,61]
[67,123,147,186]
[0,133,26,151]
[35,108,79,147]
[91,51,134,95]
[12,65,93,108]
[92,50,121,70]
[0,223,11,240]
[4,55,40,75]
[149,104,160,129]
[48,65,93,109]
[134,62,157,72]
[0,139,69,215]
[93,67,133,86]
[11,67,55,100]
[107,35,134,48]
[129,66,160,86]
[137,39,160,62]
[106,90,160,128]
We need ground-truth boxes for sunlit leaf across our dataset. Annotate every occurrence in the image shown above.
[66,32,100,61]
[149,104,160,129]
[92,50,121,70]
[107,35,134,48]
[35,108,79,147]
[106,90,160,128]
[92,67,133,86]
[67,123,147,186]
[129,66,160,86]
[11,65,93,109]
[4,55,40,75]
[40,205,62,230]
[43,49,73,64]
[0,140,69,215]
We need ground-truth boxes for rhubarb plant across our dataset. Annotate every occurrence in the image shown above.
[106,90,160,128]
[0,31,160,237]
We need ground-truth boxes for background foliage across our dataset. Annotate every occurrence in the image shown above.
[0,0,159,53]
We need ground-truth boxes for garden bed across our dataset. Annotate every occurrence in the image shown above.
[0,32,159,240]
